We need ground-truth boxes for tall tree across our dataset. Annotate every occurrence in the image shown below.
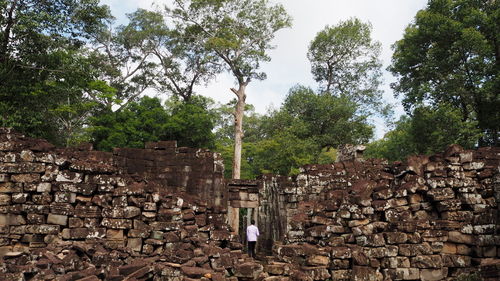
[167,0,292,179]
[307,18,386,114]
[390,0,500,145]
[263,85,373,160]
[111,9,220,103]
[0,0,112,144]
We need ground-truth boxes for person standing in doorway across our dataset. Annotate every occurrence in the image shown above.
[246,219,259,259]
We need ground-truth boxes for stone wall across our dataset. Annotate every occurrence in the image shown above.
[259,144,500,280]
[0,128,269,280]
[1,127,500,280]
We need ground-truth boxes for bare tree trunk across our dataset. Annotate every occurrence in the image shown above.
[231,83,247,179]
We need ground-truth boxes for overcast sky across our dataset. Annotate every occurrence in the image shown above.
[101,0,429,138]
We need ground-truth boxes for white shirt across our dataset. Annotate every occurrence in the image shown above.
[246,224,260,242]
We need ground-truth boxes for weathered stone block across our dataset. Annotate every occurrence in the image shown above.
[0,194,10,205]
[0,163,45,173]
[420,268,448,281]
[101,218,132,229]
[11,174,40,183]
[102,206,141,219]
[50,203,74,216]
[26,214,45,224]
[55,171,83,183]
[47,214,68,226]
[395,268,419,280]
[0,182,21,193]
[68,217,83,228]
[306,255,329,266]
[127,237,142,252]
[74,205,101,218]
[352,266,382,281]
[0,174,8,182]
[442,254,471,267]
[331,247,351,259]
[384,232,408,244]
[448,231,474,245]
[411,255,443,268]
[399,243,433,256]
[54,192,76,203]
[22,204,49,214]
[11,193,27,204]
[25,224,59,234]
[62,227,106,239]
[427,188,455,201]
[0,214,25,226]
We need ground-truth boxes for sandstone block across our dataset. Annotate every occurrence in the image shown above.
[101,218,132,229]
[427,188,455,201]
[0,214,25,226]
[36,183,51,193]
[11,193,28,203]
[69,217,83,228]
[411,255,443,268]
[26,214,45,224]
[0,163,45,173]
[448,231,474,245]
[331,247,351,259]
[395,268,420,280]
[50,203,74,215]
[0,174,8,182]
[399,243,432,256]
[47,214,68,226]
[0,194,10,205]
[306,255,329,266]
[54,192,76,203]
[22,204,49,214]
[127,237,142,252]
[25,224,59,234]
[0,182,21,193]
[420,268,448,281]
[331,270,351,281]
[301,266,331,280]
[11,173,40,183]
[74,205,101,218]
[352,266,382,281]
[384,232,408,244]
[442,254,471,267]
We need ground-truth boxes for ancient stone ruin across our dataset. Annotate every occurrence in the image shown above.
[0,127,499,280]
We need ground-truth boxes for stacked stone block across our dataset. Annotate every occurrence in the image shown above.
[0,128,264,280]
[260,144,500,280]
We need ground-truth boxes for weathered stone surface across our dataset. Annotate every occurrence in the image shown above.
[351,266,382,281]
[420,268,448,281]
[47,214,68,226]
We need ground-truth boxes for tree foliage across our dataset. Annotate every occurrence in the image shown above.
[89,95,216,151]
[215,86,373,177]
[308,18,386,114]
[0,0,112,144]
[390,0,500,145]
[365,104,482,162]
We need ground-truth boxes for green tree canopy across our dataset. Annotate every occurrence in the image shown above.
[263,85,373,160]
[0,0,112,144]
[89,95,216,151]
[365,104,482,162]
[308,18,386,115]
[390,0,500,145]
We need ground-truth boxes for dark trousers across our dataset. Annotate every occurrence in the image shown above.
[248,241,256,258]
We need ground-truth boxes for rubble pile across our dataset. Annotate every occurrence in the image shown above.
[0,128,269,280]
[260,145,500,280]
